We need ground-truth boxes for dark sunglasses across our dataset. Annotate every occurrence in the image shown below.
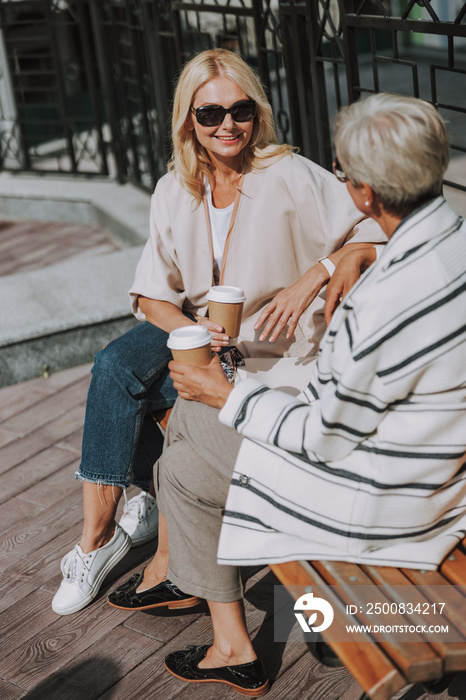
[190,99,257,127]
[332,157,348,183]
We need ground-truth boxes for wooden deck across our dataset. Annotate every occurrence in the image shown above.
[1,219,465,699]
[0,219,120,277]
[0,364,359,700]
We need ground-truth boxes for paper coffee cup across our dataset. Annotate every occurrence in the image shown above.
[167,325,212,366]
[207,286,246,340]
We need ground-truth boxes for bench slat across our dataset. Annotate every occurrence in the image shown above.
[362,564,466,672]
[399,565,466,675]
[271,561,405,700]
[439,539,466,586]
[311,561,442,683]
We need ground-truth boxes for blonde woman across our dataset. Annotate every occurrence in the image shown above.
[52,49,383,615]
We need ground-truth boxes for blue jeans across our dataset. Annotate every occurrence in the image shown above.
[76,321,180,492]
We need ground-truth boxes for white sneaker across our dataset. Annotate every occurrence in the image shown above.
[52,523,131,615]
[119,491,159,547]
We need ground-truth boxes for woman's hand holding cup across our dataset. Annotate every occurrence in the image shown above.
[195,315,230,351]
[169,354,233,409]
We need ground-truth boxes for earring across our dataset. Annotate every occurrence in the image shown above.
[364,201,369,206]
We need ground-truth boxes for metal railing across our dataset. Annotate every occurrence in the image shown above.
[0,0,465,192]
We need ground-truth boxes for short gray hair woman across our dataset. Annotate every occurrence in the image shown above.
[326,93,450,319]
[154,94,466,695]
[334,92,449,217]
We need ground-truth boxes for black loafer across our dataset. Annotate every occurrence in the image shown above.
[107,572,201,610]
[164,644,269,696]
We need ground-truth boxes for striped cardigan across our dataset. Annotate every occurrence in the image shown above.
[218,197,466,570]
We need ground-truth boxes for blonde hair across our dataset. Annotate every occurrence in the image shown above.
[168,49,293,205]
[334,93,449,217]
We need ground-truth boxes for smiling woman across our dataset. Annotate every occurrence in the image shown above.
[51,48,385,621]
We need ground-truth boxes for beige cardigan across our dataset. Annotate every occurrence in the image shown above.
[129,154,386,358]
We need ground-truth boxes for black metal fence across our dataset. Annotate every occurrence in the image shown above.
[0,0,465,192]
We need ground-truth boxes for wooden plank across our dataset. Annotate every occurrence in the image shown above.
[0,492,84,572]
[56,429,84,455]
[0,365,90,424]
[0,385,51,424]
[362,565,466,673]
[0,589,58,654]
[0,596,137,690]
[271,561,405,700]
[233,648,361,700]
[400,566,466,673]
[313,561,442,683]
[0,403,86,476]
[0,220,119,276]
[0,496,45,538]
[0,427,21,449]
[0,445,79,505]
[98,615,214,700]
[17,459,81,507]
[36,363,92,392]
[0,377,90,438]
[0,678,28,699]
[0,521,83,614]
[48,625,164,697]
[440,540,466,585]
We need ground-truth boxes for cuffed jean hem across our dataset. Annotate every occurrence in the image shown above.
[167,565,244,603]
[74,467,151,493]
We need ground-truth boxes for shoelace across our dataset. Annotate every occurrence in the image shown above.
[61,545,89,583]
[122,492,151,524]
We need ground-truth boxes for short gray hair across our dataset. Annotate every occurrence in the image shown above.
[334,93,449,217]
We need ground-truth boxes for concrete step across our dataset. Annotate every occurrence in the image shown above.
[0,248,143,387]
[0,174,151,386]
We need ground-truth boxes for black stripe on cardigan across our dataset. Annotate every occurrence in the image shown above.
[233,385,269,430]
[225,487,460,541]
[377,321,466,377]
[354,277,466,362]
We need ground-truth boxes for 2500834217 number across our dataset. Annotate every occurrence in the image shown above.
[363,602,446,615]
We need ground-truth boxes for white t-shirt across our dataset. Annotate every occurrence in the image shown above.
[205,178,234,283]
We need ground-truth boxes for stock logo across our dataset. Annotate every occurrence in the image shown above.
[294,592,334,633]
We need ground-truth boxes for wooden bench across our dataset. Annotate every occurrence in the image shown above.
[270,540,466,700]
[153,407,466,699]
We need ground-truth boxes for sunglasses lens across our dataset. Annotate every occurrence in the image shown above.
[230,101,257,122]
[197,106,225,127]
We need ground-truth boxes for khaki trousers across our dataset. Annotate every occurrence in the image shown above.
[155,398,244,602]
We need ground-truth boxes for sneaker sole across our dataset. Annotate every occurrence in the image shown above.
[52,536,132,615]
[128,528,159,547]
[164,664,270,696]
[107,595,201,611]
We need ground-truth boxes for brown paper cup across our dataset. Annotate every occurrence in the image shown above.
[170,344,212,367]
[208,300,244,339]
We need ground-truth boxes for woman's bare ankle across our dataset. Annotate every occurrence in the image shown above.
[136,553,169,592]
[198,643,257,669]
[80,523,115,554]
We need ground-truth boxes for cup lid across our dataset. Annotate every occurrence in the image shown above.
[206,285,246,303]
[167,325,212,350]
